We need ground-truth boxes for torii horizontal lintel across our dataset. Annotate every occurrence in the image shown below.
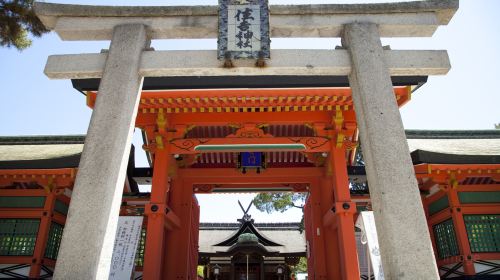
[34,1,458,40]
[44,49,450,80]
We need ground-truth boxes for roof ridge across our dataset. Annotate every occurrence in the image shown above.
[199,222,301,225]
[405,130,500,139]
[0,135,86,145]
[3,130,498,143]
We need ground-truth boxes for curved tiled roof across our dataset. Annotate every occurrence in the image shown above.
[406,130,500,164]
[1,130,498,169]
[0,135,85,169]
[199,220,305,255]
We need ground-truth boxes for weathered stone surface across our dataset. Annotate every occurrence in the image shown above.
[44,49,450,79]
[53,24,148,280]
[34,0,458,40]
[34,0,458,24]
[343,22,440,280]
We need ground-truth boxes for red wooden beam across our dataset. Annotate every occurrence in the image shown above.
[89,87,410,111]
[0,256,32,264]
[30,190,57,278]
[473,253,500,261]
[179,167,322,185]
[436,256,464,267]
[0,210,44,219]
[0,189,48,196]
[192,183,309,193]
[169,136,331,154]
[52,212,66,225]
[138,111,335,127]
[460,205,500,215]
[0,168,76,189]
[448,188,475,275]
[415,163,500,176]
[423,190,447,205]
[457,184,500,192]
[428,209,452,226]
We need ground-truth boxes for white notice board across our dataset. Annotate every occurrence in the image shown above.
[355,211,385,280]
[109,216,143,280]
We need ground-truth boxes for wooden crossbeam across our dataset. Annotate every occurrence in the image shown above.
[0,168,77,188]
[169,136,331,154]
[137,111,336,126]
[44,49,451,79]
[87,87,411,112]
[178,167,322,184]
[414,163,500,176]
[192,183,309,193]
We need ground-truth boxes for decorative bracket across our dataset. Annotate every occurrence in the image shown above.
[333,109,344,132]
[156,108,167,134]
[228,124,272,138]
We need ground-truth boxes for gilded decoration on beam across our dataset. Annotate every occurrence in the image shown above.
[288,137,330,151]
[155,135,165,150]
[170,139,210,152]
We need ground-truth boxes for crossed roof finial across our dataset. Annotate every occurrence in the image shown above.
[238,200,253,222]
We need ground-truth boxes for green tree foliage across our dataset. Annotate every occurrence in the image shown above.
[197,266,204,277]
[253,192,306,232]
[292,257,307,275]
[0,0,48,50]
[252,192,306,213]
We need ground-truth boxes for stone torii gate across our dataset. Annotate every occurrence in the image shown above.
[35,1,458,279]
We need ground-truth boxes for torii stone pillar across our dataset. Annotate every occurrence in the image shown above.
[53,24,149,279]
[343,23,439,279]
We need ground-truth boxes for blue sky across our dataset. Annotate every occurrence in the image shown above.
[0,0,499,222]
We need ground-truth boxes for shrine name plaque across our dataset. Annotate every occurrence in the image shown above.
[218,0,270,60]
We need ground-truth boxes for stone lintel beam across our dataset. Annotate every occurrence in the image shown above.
[44,49,450,80]
[34,0,458,40]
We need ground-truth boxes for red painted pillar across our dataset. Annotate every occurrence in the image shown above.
[306,181,328,279]
[448,187,475,275]
[191,196,200,280]
[330,147,360,280]
[303,199,316,279]
[164,178,194,279]
[143,147,170,280]
[422,195,439,260]
[29,189,57,278]
[319,177,342,279]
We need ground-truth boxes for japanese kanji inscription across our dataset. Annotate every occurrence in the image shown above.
[218,0,270,59]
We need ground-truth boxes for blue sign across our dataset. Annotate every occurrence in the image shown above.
[241,152,263,168]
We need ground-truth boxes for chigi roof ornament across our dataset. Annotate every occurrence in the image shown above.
[237,200,254,223]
